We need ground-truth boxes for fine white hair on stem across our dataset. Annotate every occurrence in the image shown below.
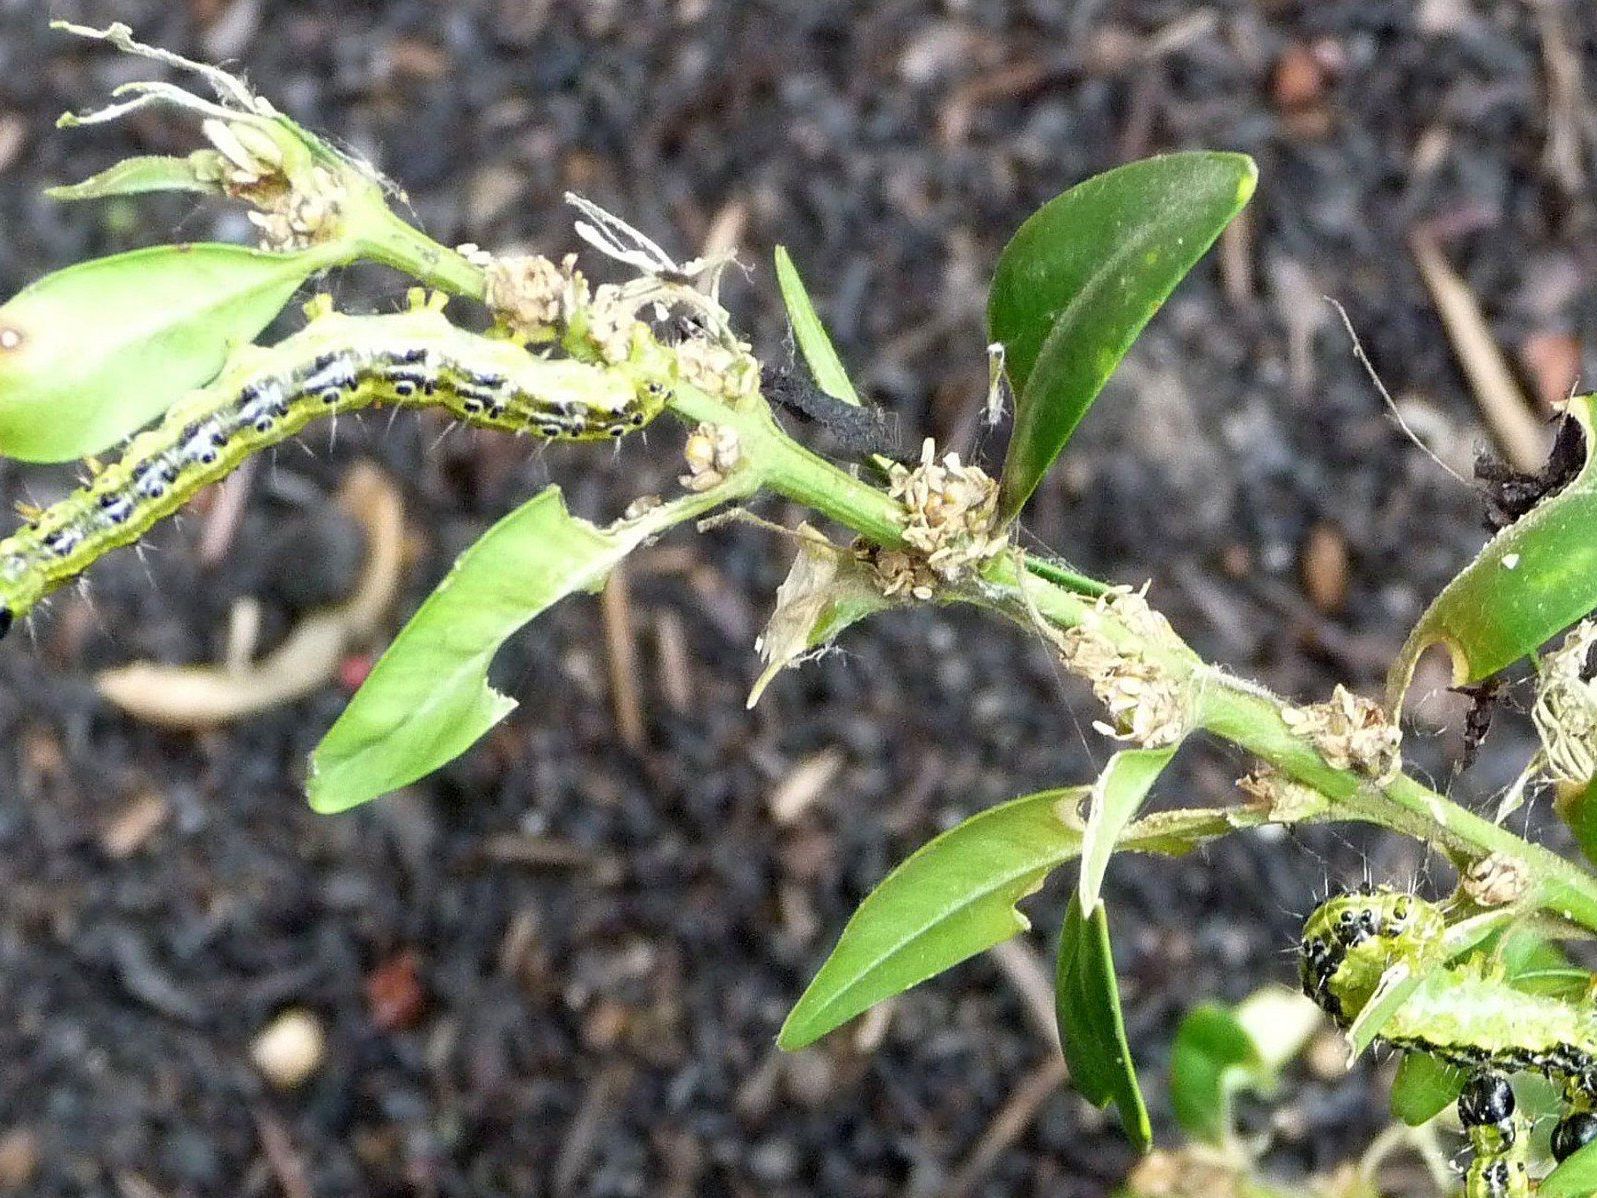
[1325,295,1470,488]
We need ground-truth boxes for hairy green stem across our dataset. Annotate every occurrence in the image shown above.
[375,205,1597,939]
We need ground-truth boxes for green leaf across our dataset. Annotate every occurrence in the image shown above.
[1078,745,1178,913]
[1389,1052,1465,1126]
[773,246,860,405]
[1169,1003,1268,1146]
[1557,777,1597,869]
[1345,960,1422,1059]
[1057,895,1151,1151]
[1389,396,1597,703]
[1542,1137,1597,1198]
[0,243,339,461]
[989,152,1256,523]
[308,485,727,812]
[778,787,1085,1051]
[46,152,224,201]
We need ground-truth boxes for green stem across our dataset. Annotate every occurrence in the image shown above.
[697,390,1597,936]
[346,202,488,301]
[356,203,1597,937]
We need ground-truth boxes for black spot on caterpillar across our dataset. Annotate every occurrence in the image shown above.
[0,300,673,635]
[1300,888,1590,1196]
[760,364,899,459]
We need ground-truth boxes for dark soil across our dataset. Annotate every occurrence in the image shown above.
[1,2,1595,1195]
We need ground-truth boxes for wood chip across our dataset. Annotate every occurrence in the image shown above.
[98,791,170,859]
[1410,227,1548,472]
[1300,522,1349,614]
[940,1056,1069,1198]
[95,463,405,727]
[767,748,845,824]
[600,562,645,751]
[0,1128,38,1191]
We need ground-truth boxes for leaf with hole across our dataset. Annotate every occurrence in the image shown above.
[309,484,733,812]
[1389,396,1597,706]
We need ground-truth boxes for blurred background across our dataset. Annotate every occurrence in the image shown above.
[0,1,1594,1194]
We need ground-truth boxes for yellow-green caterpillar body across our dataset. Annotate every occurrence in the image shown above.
[1301,887,1597,1196]
[0,303,670,636]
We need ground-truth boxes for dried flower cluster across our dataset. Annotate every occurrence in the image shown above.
[680,423,741,492]
[1051,587,1188,748]
[1462,851,1531,908]
[1532,619,1597,786]
[875,438,1006,594]
[1281,684,1402,785]
[1236,767,1329,823]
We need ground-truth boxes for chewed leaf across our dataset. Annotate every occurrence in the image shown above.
[773,246,861,406]
[989,152,1256,524]
[0,243,339,461]
[779,787,1085,1050]
[47,152,225,201]
[1389,1052,1466,1126]
[1078,745,1178,913]
[748,525,892,707]
[1346,960,1420,1059]
[309,484,731,812]
[1389,396,1597,706]
[1056,895,1151,1151]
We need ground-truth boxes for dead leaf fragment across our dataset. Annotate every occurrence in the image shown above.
[96,463,404,728]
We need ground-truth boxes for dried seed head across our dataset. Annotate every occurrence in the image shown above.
[1281,684,1402,784]
[675,334,761,403]
[1533,619,1597,786]
[680,423,741,492]
[880,438,1007,592]
[242,164,345,252]
[1050,586,1188,748]
[1236,767,1329,823]
[1462,852,1531,908]
[484,253,589,339]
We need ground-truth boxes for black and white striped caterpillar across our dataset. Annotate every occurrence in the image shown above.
[0,295,671,637]
[1302,888,1597,1196]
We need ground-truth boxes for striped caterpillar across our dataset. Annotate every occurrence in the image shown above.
[1301,888,1597,1196]
[0,294,671,637]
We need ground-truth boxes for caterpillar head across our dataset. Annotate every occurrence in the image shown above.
[1299,886,1444,1022]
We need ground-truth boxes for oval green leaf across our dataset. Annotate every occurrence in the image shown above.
[1542,1137,1597,1198]
[309,484,729,813]
[1056,895,1152,1151]
[989,152,1257,523]
[1169,1003,1267,1146]
[0,242,339,461]
[778,787,1085,1051]
[1389,396,1597,704]
[1078,745,1178,912]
